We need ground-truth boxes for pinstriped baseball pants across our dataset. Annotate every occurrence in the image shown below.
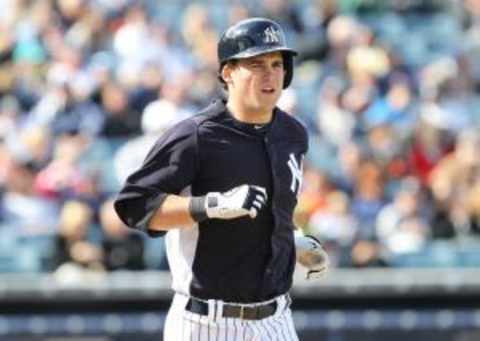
[163,293,299,341]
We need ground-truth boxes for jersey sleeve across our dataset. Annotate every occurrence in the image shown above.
[114,118,198,237]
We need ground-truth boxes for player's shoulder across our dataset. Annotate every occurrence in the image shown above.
[182,99,226,128]
[274,107,308,143]
[162,99,224,137]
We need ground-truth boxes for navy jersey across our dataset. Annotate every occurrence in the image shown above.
[114,99,308,303]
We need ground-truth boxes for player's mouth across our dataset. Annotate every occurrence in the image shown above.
[261,87,276,94]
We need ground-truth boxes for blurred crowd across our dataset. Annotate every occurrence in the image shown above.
[1,0,480,278]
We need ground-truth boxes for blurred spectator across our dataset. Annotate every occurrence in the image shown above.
[295,166,334,228]
[428,129,480,239]
[460,0,480,92]
[316,76,355,146]
[51,200,102,272]
[259,0,304,34]
[1,143,58,237]
[407,109,455,185]
[365,124,402,167]
[34,132,94,200]
[467,180,480,235]
[347,45,390,87]
[303,0,338,32]
[324,15,370,73]
[351,159,386,238]
[308,190,358,267]
[113,96,186,184]
[181,3,218,70]
[332,141,364,195]
[227,2,251,26]
[0,95,21,138]
[100,198,145,271]
[363,73,416,137]
[376,177,430,259]
[112,3,151,65]
[99,81,141,137]
[350,239,386,268]
[363,123,411,196]
[350,160,387,267]
[128,62,164,113]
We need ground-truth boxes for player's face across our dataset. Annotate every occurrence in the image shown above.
[228,51,285,114]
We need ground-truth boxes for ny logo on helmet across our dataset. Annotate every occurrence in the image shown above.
[264,26,280,43]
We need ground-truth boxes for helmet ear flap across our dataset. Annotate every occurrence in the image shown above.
[282,52,294,89]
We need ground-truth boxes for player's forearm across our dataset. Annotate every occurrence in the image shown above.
[147,185,268,231]
[148,195,196,231]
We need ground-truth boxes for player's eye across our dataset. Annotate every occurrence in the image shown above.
[273,61,283,68]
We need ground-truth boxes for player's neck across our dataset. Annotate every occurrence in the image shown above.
[226,99,273,124]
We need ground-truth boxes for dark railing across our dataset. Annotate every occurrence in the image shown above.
[1,269,480,340]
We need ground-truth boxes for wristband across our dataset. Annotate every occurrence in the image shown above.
[189,196,208,222]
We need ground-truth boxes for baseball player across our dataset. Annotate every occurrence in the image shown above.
[114,17,329,340]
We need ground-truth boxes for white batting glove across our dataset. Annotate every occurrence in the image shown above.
[205,185,268,219]
[295,231,329,279]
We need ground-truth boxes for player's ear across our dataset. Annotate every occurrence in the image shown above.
[221,61,236,86]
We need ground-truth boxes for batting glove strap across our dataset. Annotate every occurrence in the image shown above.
[189,196,208,222]
[205,184,268,220]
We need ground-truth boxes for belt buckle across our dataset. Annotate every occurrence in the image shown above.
[239,305,245,319]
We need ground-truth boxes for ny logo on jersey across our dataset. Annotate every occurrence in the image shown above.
[264,26,280,43]
[287,153,303,197]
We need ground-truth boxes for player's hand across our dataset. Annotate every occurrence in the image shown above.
[295,233,329,279]
[205,185,267,220]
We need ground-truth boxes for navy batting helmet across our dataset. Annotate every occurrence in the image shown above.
[218,18,298,89]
